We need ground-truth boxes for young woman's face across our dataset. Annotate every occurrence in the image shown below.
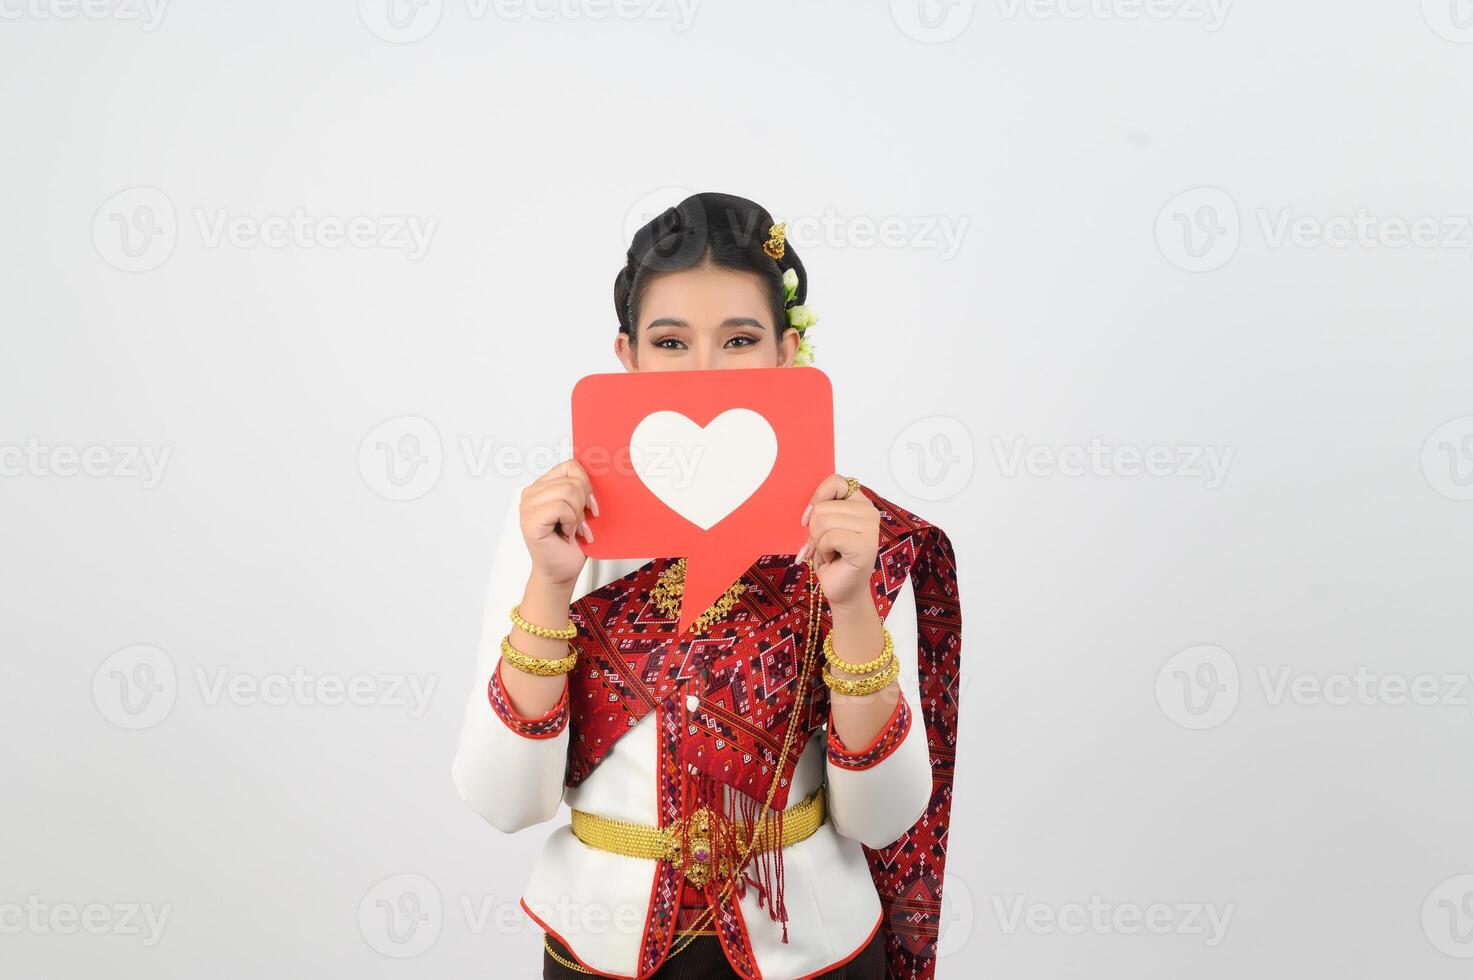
[615,263,800,372]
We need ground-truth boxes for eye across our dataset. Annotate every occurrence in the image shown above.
[651,336,687,350]
[724,334,760,349]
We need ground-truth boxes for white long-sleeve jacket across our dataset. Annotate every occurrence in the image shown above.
[452,502,933,979]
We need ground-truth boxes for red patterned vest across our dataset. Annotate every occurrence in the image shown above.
[565,487,962,980]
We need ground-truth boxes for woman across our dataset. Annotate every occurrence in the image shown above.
[453,193,962,980]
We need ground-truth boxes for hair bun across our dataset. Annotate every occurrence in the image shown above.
[614,192,808,337]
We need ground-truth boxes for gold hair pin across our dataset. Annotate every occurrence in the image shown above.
[763,222,786,260]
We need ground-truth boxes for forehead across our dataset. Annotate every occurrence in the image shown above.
[639,265,772,325]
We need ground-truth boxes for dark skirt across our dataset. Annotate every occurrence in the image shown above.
[543,928,885,979]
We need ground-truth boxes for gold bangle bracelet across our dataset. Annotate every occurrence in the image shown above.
[823,628,894,676]
[501,635,577,677]
[510,604,577,641]
[823,656,900,698]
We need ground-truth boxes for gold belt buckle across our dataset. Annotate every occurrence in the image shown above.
[664,807,727,887]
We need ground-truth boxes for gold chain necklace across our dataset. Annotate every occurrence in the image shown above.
[662,560,823,961]
[552,562,823,973]
[650,558,747,632]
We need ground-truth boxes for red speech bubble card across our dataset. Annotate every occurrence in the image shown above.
[572,367,834,633]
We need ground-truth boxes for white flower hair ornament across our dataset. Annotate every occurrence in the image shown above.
[767,225,820,367]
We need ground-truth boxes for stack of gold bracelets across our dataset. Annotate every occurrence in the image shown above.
[501,604,579,675]
[821,627,900,697]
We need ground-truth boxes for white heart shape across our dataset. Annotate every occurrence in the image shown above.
[629,408,777,530]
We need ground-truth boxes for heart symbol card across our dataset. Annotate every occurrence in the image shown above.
[571,367,834,632]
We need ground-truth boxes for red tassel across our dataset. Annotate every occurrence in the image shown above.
[726,786,792,943]
[773,807,789,942]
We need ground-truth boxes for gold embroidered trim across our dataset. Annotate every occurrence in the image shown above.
[543,935,595,974]
[650,558,746,632]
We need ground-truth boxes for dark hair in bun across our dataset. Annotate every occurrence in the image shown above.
[614,192,806,338]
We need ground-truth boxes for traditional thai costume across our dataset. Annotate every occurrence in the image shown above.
[453,486,962,979]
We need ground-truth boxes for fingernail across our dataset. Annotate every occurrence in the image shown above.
[800,504,812,526]
[795,544,809,563]
[580,521,594,543]
[588,493,600,517]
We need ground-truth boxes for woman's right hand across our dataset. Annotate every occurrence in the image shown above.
[519,459,598,590]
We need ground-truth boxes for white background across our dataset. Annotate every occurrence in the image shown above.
[3,1,1473,977]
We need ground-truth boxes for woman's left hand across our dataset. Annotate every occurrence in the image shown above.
[797,474,882,613]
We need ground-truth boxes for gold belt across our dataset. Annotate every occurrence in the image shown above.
[570,788,826,887]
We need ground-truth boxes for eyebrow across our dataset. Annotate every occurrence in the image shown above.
[644,317,769,332]
[721,317,768,332]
